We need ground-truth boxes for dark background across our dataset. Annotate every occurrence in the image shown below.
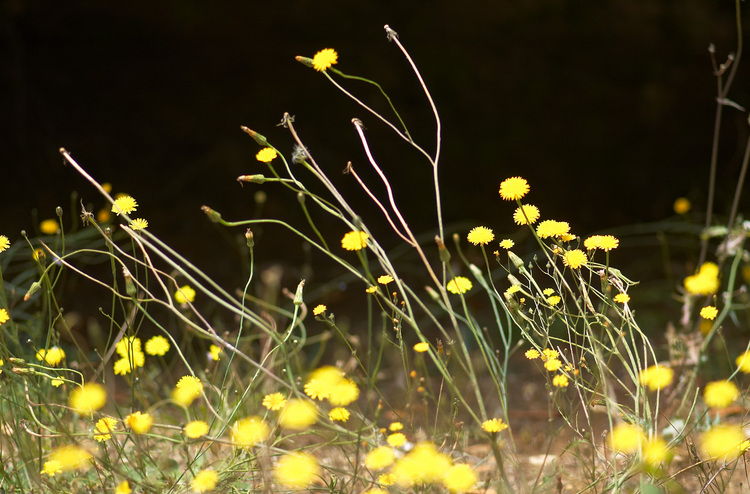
[2,0,748,290]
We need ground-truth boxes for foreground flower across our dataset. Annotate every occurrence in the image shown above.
[562,249,588,269]
[312,48,338,71]
[115,481,131,494]
[69,382,107,414]
[701,424,746,460]
[49,444,93,471]
[126,411,153,434]
[41,460,63,477]
[0,308,8,325]
[341,231,369,251]
[176,375,203,397]
[467,226,494,245]
[642,437,670,466]
[700,306,718,320]
[184,420,210,439]
[583,235,619,252]
[552,374,569,388]
[174,285,196,304]
[736,350,750,373]
[111,195,138,216]
[387,432,407,447]
[231,416,270,447]
[256,147,277,163]
[262,392,287,411]
[704,380,739,409]
[482,418,509,433]
[365,446,396,470]
[279,399,318,429]
[144,335,170,356]
[608,423,646,453]
[536,220,570,239]
[129,218,148,230]
[392,442,452,486]
[377,275,394,284]
[94,417,118,442]
[443,464,477,493]
[0,235,9,252]
[36,346,66,366]
[274,451,321,488]
[192,469,219,493]
[328,407,350,422]
[446,276,472,294]
[513,204,540,225]
[499,177,529,201]
[639,365,674,391]
[684,262,720,295]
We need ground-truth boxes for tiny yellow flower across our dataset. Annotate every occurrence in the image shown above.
[274,451,321,488]
[736,350,750,373]
[365,446,395,470]
[69,382,107,414]
[684,262,720,295]
[191,469,219,493]
[608,423,645,453]
[614,293,630,304]
[209,344,221,361]
[378,473,396,485]
[184,420,210,439]
[41,460,63,477]
[256,147,277,163]
[499,177,529,200]
[40,219,59,235]
[499,239,515,249]
[115,481,132,494]
[525,349,540,360]
[544,358,562,372]
[0,235,9,253]
[443,463,477,493]
[94,417,118,442]
[230,416,270,447]
[446,276,472,294]
[700,305,718,320]
[176,375,203,397]
[129,218,148,230]
[111,195,138,216]
[174,285,196,304]
[413,342,430,353]
[0,308,9,325]
[328,407,350,422]
[389,421,403,431]
[387,432,407,447]
[482,418,509,433]
[341,231,369,251]
[365,286,378,294]
[704,380,739,409]
[673,197,691,214]
[312,48,338,71]
[542,348,559,360]
[49,444,92,472]
[312,304,327,316]
[36,346,66,366]
[639,365,674,391]
[51,378,64,387]
[262,392,287,411]
[144,335,170,356]
[583,235,619,252]
[126,411,153,434]
[546,295,561,306]
[552,374,569,388]
[513,204,540,225]
[377,275,394,284]
[562,249,588,269]
[467,226,495,245]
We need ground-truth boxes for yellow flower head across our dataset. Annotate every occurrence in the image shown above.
[700,306,718,320]
[392,442,451,486]
[41,460,63,477]
[499,177,529,200]
[377,275,394,284]
[583,235,619,252]
[499,239,515,249]
[365,445,395,470]
[0,235,9,253]
[115,481,132,494]
[482,418,509,433]
[126,411,153,434]
[544,358,562,372]
[174,285,196,304]
[736,350,750,373]
[191,469,219,493]
[279,398,318,430]
[256,147,277,163]
[446,276,472,294]
[413,342,430,353]
[704,380,739,409]
[262,392,287,411]
[389,421,404,431]
[467,226,495,245]
[230,416,270,447]
[69,382,107,414]
[638,364,674,391]
[562,249,588,269]
[144,335,170,356]
[443,463,478,493]
[684,262,720,295]
[525,349,540,360]
[275,451,321,488]
[701,424,745,460]
[547,295,561,306]
[304,366,344,400]
[387,432,407,447]
[0,308,9,325]
[49,444,93,472]
[312,48,338,71]
[129,218,148,230]
[94,417,118,442]
[341,231,369,251]
[176,375,203,397]
[542,348,559,361]
[36,346,66,366]
[552,374,569,388]
[312,304,327,316]
[614,293,630,304]
[209,344,222,361]
[673,197,691,214]
[536,220,571,239]
[184,420,210,439]
[113,350,145,376]
[608,423,646,453]
[40,219,59,235]
[111,195,138,216]
[513,204,540,225]
[642,437,670,466]
[328,407,350,422]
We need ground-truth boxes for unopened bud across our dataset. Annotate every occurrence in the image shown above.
[295,55,314,69]
[237,174,266,184]
[123,267,137,297]
[508,251,525,270]
[293,279,305,306]
[201,206,222,223]
[297,192,305,204]
[435,236,451,263]
[12,367,36,376]
[240,126,269,146]
[507,274,522,287]
[245,229,254,250]
[24,281,41,301]
[8,357,27,366]
[55,206,63,218]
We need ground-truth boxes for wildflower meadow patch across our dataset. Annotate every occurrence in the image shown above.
[2,17,750,494]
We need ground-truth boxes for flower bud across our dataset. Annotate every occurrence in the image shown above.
[294,55,314,69]
[201,206,222,223]
[293,279,305,307]
[507,251,525,270]
[240,126,269,146]
[237,174,266,184]
[24,281,41,301]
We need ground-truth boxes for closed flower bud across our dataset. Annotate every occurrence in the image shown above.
[201,206,222,223]
[237,174,266,184]
[508,251,525,270]
[240,126,269,146]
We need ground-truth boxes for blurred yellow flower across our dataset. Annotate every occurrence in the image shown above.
[387,432,407,447]
[639,365,674,391]
[174,285,196,304]
[552,374,569,388]
[701,424,745,460]
[608,423,645,453]
[499,177,529,200]
[443,464,477,493]
[377,275,394,284]
[544,359,562,372]
[231,416,270,447]
[115,481,132,494]
[41,460,62,477]
[36,346,66,366]
[0,308,8,325]
[176,375,203,397]
[389,421,403,431]
[700,306,718,320]
[209,344,221,361]
[467,226,494,245]
[446,276,472,294]
[279,399,318,429]
[684,262,720,295]
[256,147,277,163]
[144,335,170,356]
[274,451,321,488]
[49,444,93,471]
[642,437,670,466]
[184,420,210,439]
[413,342,429,353]
[40,219,59,235]
[392,442,451,486]
[126,411,153,434]
[736,350,750,373]
[365,445,395,470]
[69,382,107,414]
[341,231,369,251]
[191,469,219,493]
[704,380,739,408]
[673,197,691,214]
[312,48,338,71]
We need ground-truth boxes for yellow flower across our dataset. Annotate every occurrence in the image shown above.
[329,378,359,406]
[49,444,93,471]
[684,262,720,295]
[40,219,59,235]
[387,432,407,447]
[115,336,141,357]
[413,342,430,353]
[262,392,287,411]
[562,249,588,269]
[279,399,318,429]
[446,276,472,294]
[442,464,477,493]
[704,380,739,408]
[69,382,107,414]
[256,147,277,163]
[467,226,494,245]
[736,350,750,373]
[513,204,540,225]
[614,293,630,304]
[115,481,132,494]
[111,195,138,216]
[0,235,9,252]
[378,473,396,485]
[499,177,529,201]
[144,335,170,356]
[552,374,569,388]
[176,375,203,397]
[0,308,9,325]
[642,437,670,466]
[701,424,745,460]
[209,344,221,361]
[499,239,515,249]
[51,378,63,387]
[230,416,270,447]
[129,218,148,230]
[700,306,718,320]
[392,442,451,486]
[41,460,63,477]
[113,350,145,375]
[525,349,540,360]
[583,235,619,251]
[191,469,219,493]
[304,366,344,400]
[341,231,369,251]
[94,417,117,442]
[608,423,646,453]
[542,348,559,360]
[673,197,691,214]
[172,386,198,406]
[536,220,570,239]
[184,420,210,438]
[365,446,395,470]
[389,421,403,431]
[377,275,394,284]
[546,295,561,306]
[639,365,674,391]
[36,346,66,366]
[482,418,509,433]
[365,286,378,294]
[174,285,196,304]
[312,304,327,316]
[312,48,338,71]
[126,411,153,434]
[328,407,350,422]
[275,451,321,488]
[544,358,562,372]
